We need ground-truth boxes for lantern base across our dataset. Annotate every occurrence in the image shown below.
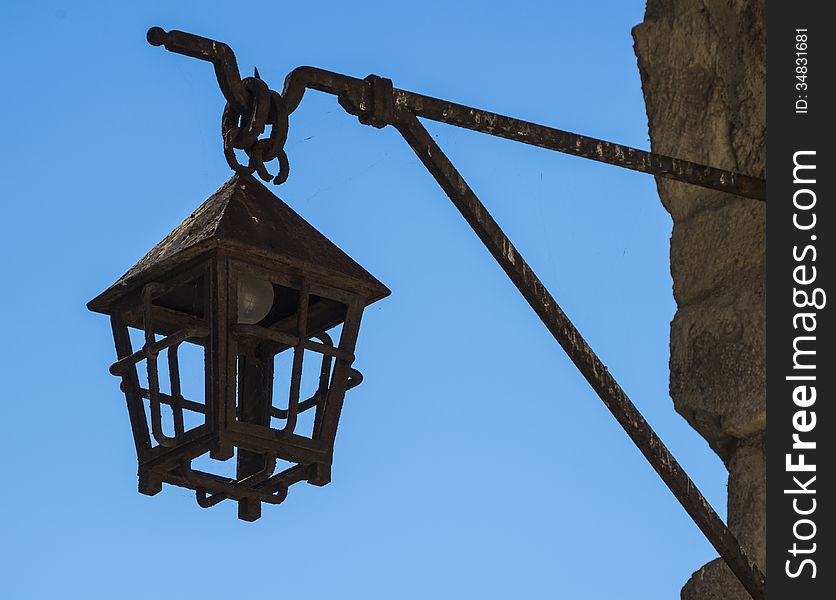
[135,456,329,520]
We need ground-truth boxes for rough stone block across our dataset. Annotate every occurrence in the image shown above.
[682,558,749,600]
[728,435,766,566]
[670,200,765,306]
[670,291,765,462]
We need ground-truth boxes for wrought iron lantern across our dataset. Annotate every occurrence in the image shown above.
[88,174,389,520]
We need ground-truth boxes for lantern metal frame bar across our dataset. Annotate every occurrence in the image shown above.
[146,28,766,600]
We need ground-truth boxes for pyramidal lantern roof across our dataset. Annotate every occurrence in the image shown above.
[88,174,390,314]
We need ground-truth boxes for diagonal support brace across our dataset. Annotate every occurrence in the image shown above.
[392,111,766,600]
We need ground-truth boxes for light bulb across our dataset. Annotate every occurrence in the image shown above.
[237,275,274,324]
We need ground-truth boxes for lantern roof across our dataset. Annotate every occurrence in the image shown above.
[88,174,390,314]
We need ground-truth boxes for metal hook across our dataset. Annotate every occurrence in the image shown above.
[147,27,250,115]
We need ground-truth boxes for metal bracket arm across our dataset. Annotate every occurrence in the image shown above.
[147,27,767,600]
[149,27,765,201]
[282,66,765,200]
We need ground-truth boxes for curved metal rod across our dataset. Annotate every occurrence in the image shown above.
[196,489,226,508]
[281,66,365,116]
[346,368,363,391]
[315,332,335,398]
[167,342,186,437]
[182,460,285,507]
[266,331,360,420]
[143,285,177,448]
[147,27,250,114]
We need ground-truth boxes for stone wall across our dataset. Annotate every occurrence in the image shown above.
[632,1,765,598]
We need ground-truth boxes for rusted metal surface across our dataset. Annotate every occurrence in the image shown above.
[88,174,389,313]
[399,91,765,201]
[148,28,765,201]
[89,25,768,592]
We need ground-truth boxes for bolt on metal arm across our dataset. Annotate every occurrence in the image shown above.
[147,28,767,600]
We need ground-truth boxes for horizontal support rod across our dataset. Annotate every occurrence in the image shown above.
[136,384,318,420]
[109,325,208,375]
[171,463,288,505]
[397,90,765,201]
[236,323,355,362]
[279,65,765,200]
[146,27,766,199]
[139,425,214,472]
[393,111,765,600]
[135,387,206,415]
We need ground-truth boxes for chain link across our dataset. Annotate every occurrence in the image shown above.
[221,73,290,185]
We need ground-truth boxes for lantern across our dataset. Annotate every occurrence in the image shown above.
[87,174,389,520]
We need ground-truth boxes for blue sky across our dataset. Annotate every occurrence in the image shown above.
[0,2,729,598]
